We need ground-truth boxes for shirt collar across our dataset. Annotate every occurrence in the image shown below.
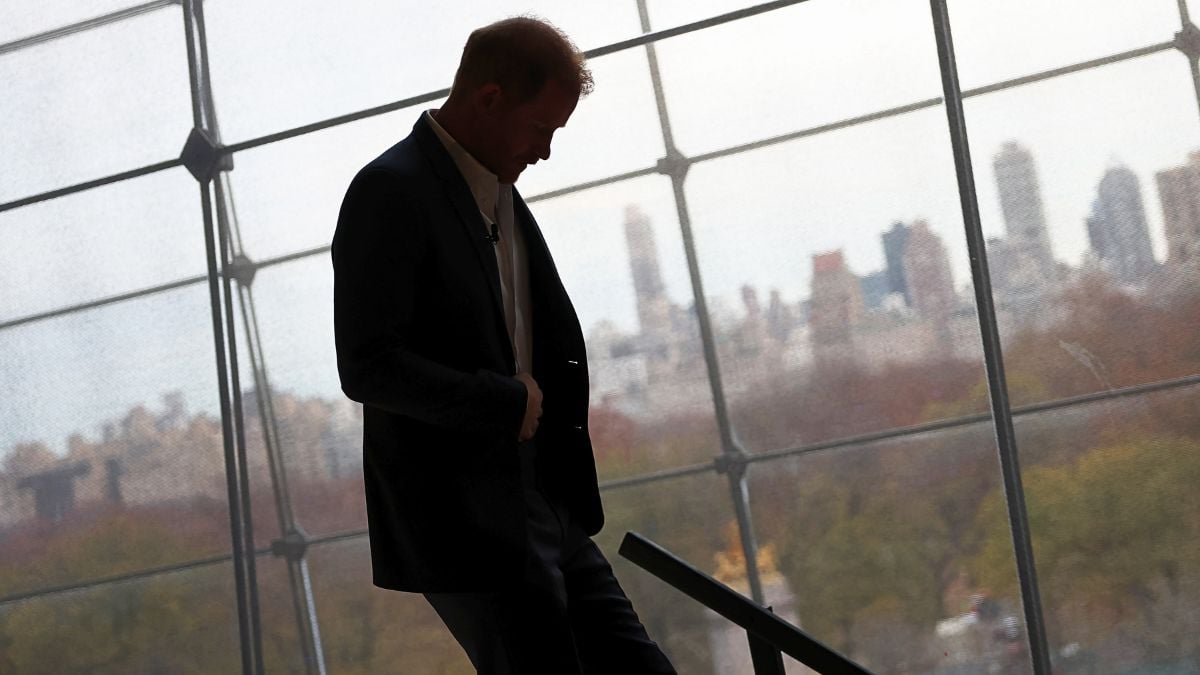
[425,109,502,221]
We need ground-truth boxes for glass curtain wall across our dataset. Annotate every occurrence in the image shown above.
[2,0,1198,673]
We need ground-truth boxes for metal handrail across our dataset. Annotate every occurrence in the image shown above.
[619,531,872,674]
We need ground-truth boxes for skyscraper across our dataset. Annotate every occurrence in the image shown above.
[881,221,911,303]
[859,270,890,310]
[623,205,673,345]
[809,250,864,351]
[1085,165,1156,285]
[993,141,1055,275]
[1155,150,1200,267]
[765,289,796,343]
[902,220,956,321]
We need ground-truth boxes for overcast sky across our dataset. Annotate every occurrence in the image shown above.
[3,0,1200,456]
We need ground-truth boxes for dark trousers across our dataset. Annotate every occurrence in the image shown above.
[424,440,676,674]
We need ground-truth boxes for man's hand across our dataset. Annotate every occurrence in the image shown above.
[513,373,543,441]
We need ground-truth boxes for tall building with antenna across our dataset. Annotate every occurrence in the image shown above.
[623,205,673,355]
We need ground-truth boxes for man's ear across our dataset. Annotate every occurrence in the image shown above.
[474,83,505,119]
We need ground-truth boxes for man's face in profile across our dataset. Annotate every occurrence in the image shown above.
[481,79,578,184]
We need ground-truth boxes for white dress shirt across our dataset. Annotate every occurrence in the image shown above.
[426,110,533,375]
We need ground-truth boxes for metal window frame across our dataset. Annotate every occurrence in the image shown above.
[2,1,1199,673]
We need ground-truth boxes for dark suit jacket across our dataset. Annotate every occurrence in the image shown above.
[331,115,603,593]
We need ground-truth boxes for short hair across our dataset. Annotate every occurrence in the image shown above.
[451,16,594,104]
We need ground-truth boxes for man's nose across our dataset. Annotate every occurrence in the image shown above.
[538,143,552,161]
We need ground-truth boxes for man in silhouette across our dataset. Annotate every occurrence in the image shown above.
[332,16,675,674]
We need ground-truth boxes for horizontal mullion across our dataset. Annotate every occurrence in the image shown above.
[749,372,1200,466]
[0,550,232,608]
[221,26,1174,163]
[690,96,944,165]
[221,88,450,156]
[0,244,334,332]
[961,41,1176,99]
[0,0,177,56]
[0,159,184,215]
[6,371,1196,605]
[526,166,661,203]
[585,0,810,59]
[305,528,369,549]
[600,459,719,491]
[218,0,816,156]
[689,42,1177,165]
[0,38,1174,214]
[255,244,332,271]
[0,273,208,331]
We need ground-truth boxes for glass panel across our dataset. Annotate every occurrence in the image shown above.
[594,470,741,675]
[1004,386,1200,672]
[220,108,414,262]
[237,255,364,540]
[748,424,1027,674]
[962,46,1200,673]
[308,537,470,673]
[0,286,231,597]
[227,45,663,262]
[205,0,643,144]
[654,0,942,157]
[0,6,193,201]
[964,53,1200,400]
[684,108,989,453]
[0,168,206,322]
[534,176,721,475]
[0,562,239,673]
[947,0,1180,89]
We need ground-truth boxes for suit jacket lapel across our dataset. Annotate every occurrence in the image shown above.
[412,116,507,321]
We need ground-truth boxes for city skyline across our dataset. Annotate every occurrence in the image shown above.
[4,137,1198,459]
[593,138,1190,333]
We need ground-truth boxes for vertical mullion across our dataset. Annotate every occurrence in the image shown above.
[214,180,268,675]
[633,0,767,605]
[926,1,1052,672]
[197,177,258,675]
[181,1,264,672]
[190,0,328,667]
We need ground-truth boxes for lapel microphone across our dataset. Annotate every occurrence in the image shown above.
[486,221,500,244]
